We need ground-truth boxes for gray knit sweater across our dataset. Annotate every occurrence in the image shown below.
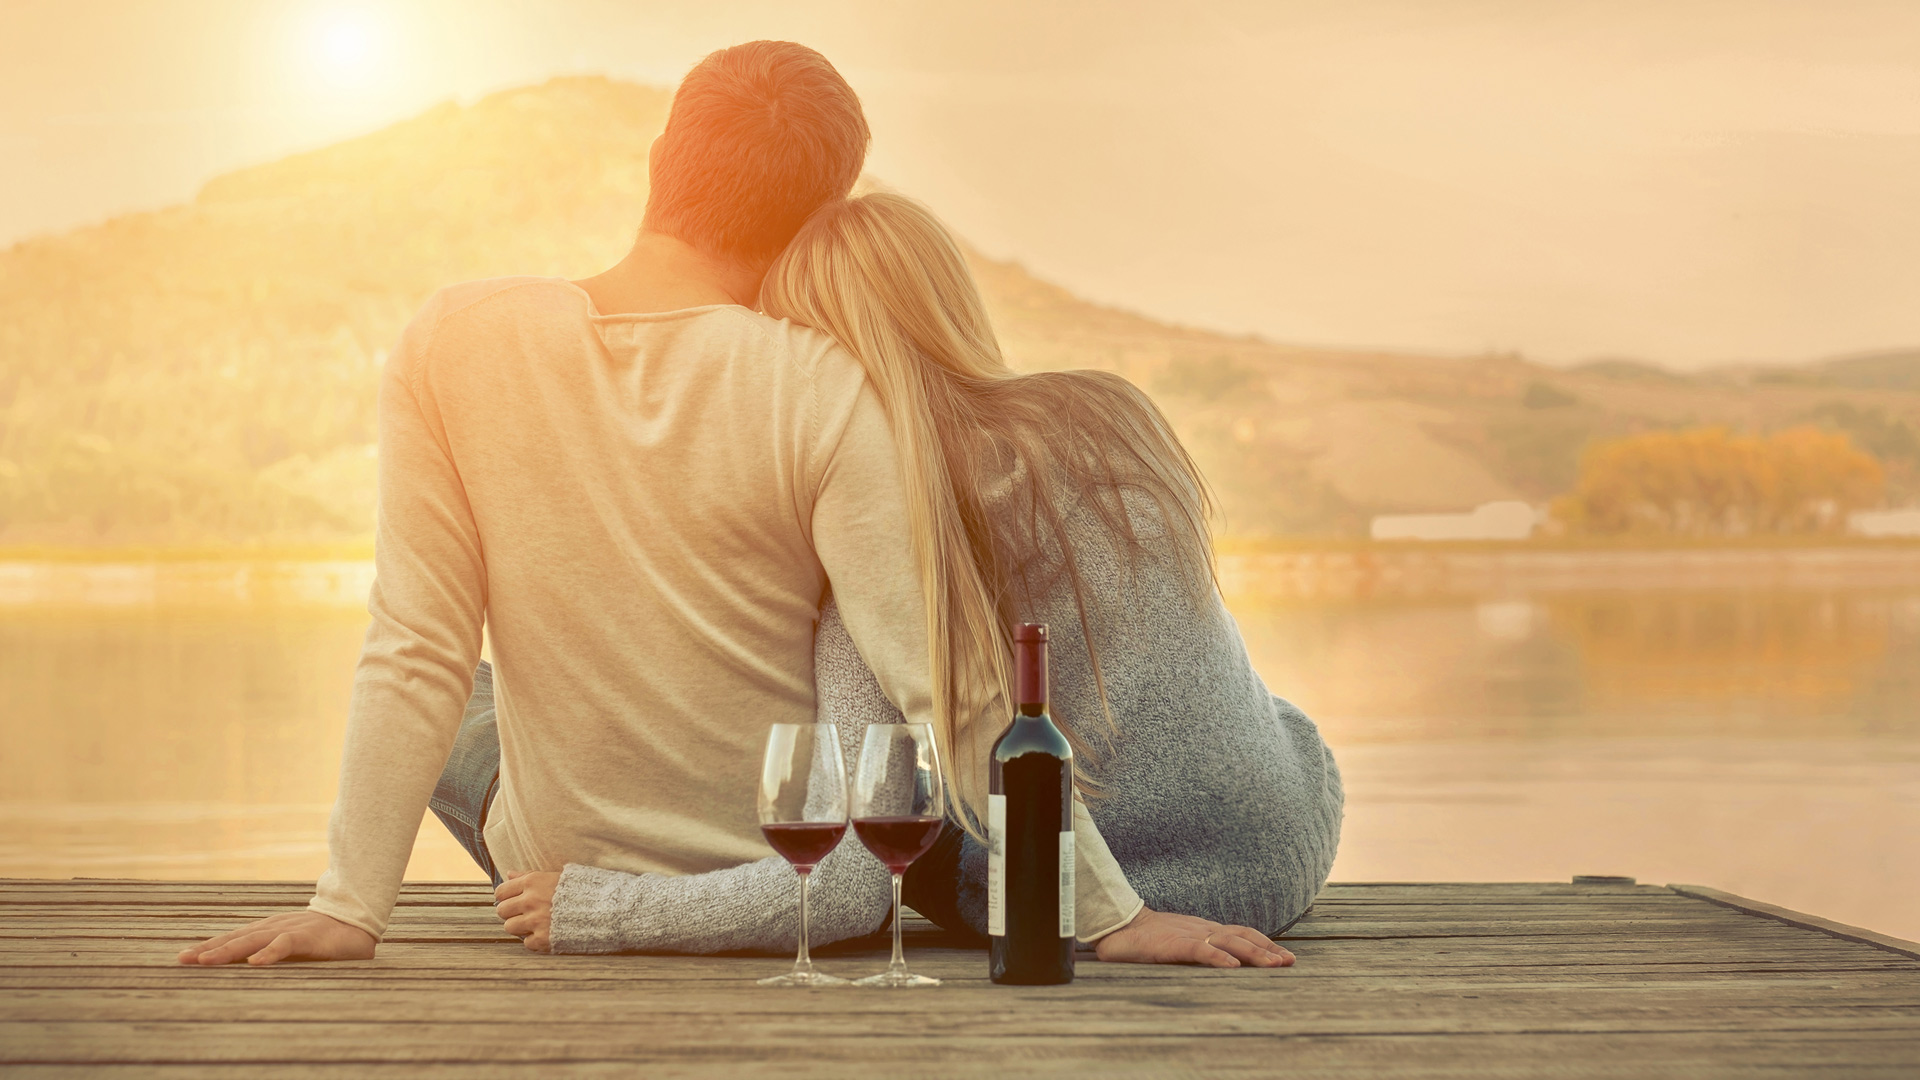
[547,640,896,954]
[549,490,1344,952]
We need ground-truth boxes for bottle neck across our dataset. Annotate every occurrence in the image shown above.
[1014,634,1048,718]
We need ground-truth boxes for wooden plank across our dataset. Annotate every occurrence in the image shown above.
[15,1013,1892,1052]
[0,895,1674,913]
[0,880,1668,902]
[0,959,1896,987]
[3,879,1915,1077]
[1318,882,1675,896]
[0,883,490,899]
[1669,883,1920,961]
[15,960,1920,991]
[2,931,1857,954]
[4,983,1916,1026]
[6,1023,1920,1070]
[8,919,1796,941]
[8,956,1915,987]
[6,927,1901,960]
[0,1043,1918,1080]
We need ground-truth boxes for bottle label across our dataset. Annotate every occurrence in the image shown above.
[987,794,1006,937]
[1059,829,1075,938]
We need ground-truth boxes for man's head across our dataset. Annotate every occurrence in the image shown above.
[643,41,869,269]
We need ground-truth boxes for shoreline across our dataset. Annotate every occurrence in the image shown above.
[1217,544,1920,600]
[0,560,377,608]
[3,534,1916,561]
[1,543,1917,606]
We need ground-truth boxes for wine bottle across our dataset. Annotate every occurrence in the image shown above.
[988,622,1075,985]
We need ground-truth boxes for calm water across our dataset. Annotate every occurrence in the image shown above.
[3,563,1917,940]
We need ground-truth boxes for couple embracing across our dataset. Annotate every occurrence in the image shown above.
[181,40,1342,970]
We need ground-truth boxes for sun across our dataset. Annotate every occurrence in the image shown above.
[321,20,373,70]
[307,8,388,90]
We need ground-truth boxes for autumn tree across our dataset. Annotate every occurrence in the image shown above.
[1554,426,1884,536]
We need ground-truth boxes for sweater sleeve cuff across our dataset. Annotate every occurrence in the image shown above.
[306,896,386,942]
[1069,801,1144,943]
[549,863,654,954]
[1078,895,1146,944]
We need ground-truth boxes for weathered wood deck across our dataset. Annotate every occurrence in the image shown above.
[4,878,1917,1077]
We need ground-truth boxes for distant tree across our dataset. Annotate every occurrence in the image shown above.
[1522,381,1579,409]
[1154,354,1259,402]
[1800,401,1920,465]
[1553,426,1884,536]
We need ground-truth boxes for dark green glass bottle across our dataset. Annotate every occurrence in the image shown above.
[988,623,1075,985]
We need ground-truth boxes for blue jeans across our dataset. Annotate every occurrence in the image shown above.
[430,660,504,886]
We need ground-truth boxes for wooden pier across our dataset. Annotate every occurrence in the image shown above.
[4,878,1918,1076]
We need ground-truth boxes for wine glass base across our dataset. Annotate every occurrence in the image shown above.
[757,970,851,988]
[853,970,941,988]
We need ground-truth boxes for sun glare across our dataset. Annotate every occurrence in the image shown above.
[308,8,386,89]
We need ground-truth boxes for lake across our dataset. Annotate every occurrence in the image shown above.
[3,555,1917,942]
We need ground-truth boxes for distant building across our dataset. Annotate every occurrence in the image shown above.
[1849,509,1920,538]
[1371,501,1537,542]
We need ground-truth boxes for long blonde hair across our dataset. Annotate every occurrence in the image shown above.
[760,193,1213,817]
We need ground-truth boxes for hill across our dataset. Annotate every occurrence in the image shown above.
[2,77,1917,545]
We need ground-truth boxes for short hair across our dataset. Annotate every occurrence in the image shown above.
[643,41,870,266]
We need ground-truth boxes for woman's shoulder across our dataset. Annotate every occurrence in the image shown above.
[1004,475,1209,606]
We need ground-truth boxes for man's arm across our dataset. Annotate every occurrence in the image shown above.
[181,304,487,964]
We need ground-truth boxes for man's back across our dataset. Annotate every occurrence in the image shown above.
[310,277,931,935]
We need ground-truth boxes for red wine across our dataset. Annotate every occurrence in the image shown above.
[852,815,943,873]
[760,822,847,871]
[988,622,1075,985]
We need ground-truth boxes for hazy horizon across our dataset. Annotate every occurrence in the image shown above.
[6,0,1920,369]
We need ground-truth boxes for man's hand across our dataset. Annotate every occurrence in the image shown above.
[495,870,561,952]
[1093,907,1295,968]
[176,911,376,966]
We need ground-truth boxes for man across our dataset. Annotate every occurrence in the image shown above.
[180,40,1286,970]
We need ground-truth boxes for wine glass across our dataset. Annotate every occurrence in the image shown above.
[850,723,947,988]
[757,722,851,987]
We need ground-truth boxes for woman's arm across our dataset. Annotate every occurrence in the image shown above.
[536,686,892,955]
[543,835,890,955]
[526,602,907,955]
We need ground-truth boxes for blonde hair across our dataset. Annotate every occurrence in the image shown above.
[760,193,1213,819]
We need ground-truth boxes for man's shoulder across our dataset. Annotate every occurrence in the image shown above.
[387,278,586,386]
[728,311,865,384]
[409,277,582,338]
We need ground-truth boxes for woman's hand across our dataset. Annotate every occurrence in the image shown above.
[176,911,376,966]
[1093,907,1295,968]
[495,870,561,952]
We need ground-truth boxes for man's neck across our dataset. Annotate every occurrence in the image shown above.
[573,230,767,316]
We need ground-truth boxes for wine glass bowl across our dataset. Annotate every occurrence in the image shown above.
[756,722,851,987]
[850,723,947,988]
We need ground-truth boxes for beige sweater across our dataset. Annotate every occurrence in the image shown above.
[309,278,1141,942]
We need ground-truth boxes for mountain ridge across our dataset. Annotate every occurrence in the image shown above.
[1,77,1916,544]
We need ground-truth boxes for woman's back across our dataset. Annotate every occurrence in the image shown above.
[1023,485,1342,932]
[765,191,1341,934]
[817,479,1344,935]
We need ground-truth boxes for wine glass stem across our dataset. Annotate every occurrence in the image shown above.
[793,870,814,975]
[888,872,907,975]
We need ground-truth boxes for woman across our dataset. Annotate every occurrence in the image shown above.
[761,194,1343,940]
[500,194,1343,959]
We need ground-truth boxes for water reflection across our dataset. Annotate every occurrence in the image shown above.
[1554,592,1907,732]
[3,562,1917,940]
[0,603,481,880]
[1236,589,1918,741]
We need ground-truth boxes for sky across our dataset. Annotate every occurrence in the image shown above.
[5,0,1920,368]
